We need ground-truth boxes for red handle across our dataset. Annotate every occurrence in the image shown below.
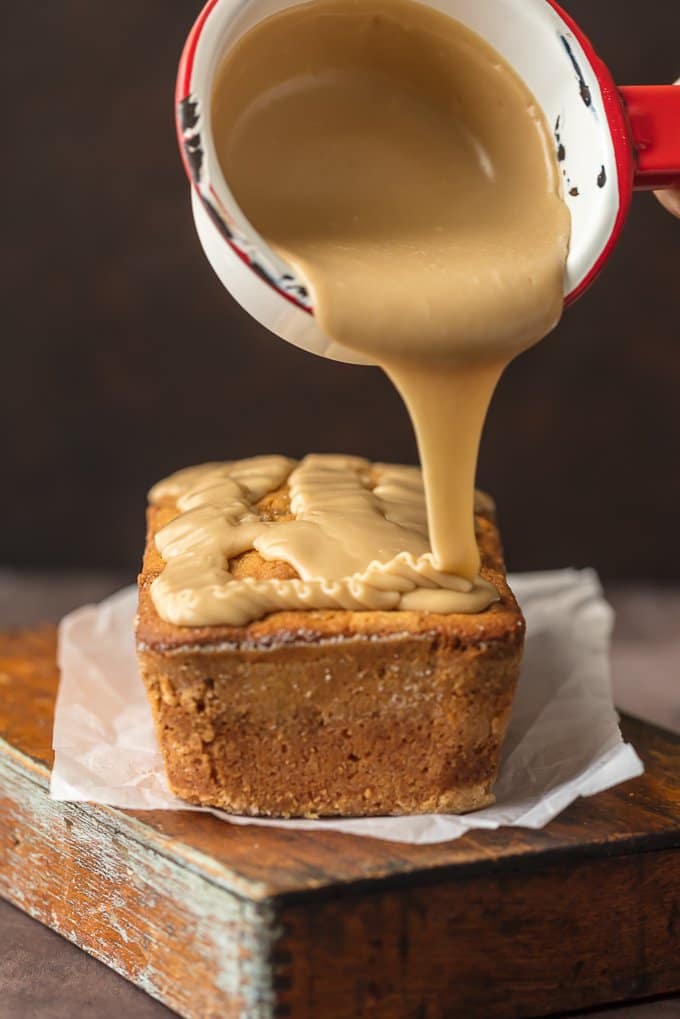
[619,84,680,191]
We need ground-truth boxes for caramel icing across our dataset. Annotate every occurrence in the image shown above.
[155,0,570,626]
[211,0,570,595]
[150,455,498,626]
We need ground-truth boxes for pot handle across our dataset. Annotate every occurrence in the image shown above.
[619,84,680,191]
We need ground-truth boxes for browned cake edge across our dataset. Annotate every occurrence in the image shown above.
[135,483,524,817]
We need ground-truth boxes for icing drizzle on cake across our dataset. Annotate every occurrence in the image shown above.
[149,454,498,626]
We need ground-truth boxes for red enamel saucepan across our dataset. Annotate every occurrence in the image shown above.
[175,0,680,364]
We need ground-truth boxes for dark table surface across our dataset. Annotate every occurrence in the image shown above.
[0,571,678,1019]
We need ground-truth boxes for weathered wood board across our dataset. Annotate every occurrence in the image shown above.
[0,625,678,1018]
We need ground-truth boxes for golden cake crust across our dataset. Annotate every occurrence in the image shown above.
[135,474,524,818]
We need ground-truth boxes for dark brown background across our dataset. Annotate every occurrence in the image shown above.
[3,1,679,578]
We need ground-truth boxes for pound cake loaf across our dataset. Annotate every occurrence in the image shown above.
[135,455,524,817]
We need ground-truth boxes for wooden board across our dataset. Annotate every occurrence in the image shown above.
[0,625,678,1019]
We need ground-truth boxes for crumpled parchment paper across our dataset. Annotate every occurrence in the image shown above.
[50,569,643,845]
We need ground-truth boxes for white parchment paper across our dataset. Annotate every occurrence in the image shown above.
[50,569,643,844]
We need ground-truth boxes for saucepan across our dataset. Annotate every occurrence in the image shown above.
[175,0,680,365]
